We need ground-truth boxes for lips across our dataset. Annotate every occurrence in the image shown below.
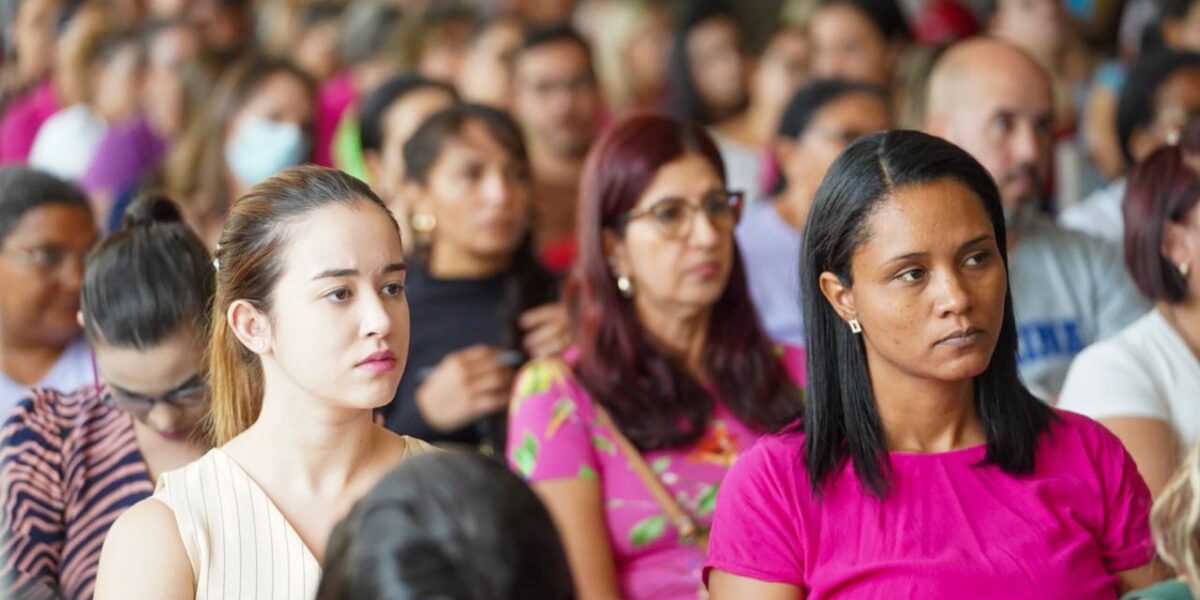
[690,261,721,278]
[936,327,985,347]
[356,349,397,374]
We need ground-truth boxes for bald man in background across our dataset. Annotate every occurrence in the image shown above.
[924,37,1149,401]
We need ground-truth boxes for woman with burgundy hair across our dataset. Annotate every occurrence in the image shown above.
[1060,139,1200,497]
[505,113,805,600]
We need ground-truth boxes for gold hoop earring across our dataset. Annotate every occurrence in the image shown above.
[411,212,437,233]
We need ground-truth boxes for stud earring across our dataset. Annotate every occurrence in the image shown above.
[616,275,634,298]
[849,318,862,334]
[1181,262,1191,278]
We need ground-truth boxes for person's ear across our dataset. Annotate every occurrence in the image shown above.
[773,137,799,176]
[77,310,86,329]
[1162,219,1194,272]
[228,299,273,356]
[818,271,859,326]
[603,228,632,282]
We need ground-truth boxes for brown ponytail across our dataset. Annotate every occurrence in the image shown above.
[205,165,397,445]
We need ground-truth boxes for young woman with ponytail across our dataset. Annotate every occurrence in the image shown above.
[1,194,213,600]
[95,166,434,600]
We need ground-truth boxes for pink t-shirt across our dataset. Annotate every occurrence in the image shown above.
[507,346,805,600]
[705,410,1153,599]
[0,80,59,164]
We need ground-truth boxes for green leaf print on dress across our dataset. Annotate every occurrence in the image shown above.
[695,484,718,516]
[630,515,668,548]
[513,432,539,477]
[512,360,568,414]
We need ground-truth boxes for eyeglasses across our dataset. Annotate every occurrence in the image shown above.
[103,374,209,418]
[617,190,744,239]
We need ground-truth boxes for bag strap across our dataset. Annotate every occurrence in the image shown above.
[594,406,703,546]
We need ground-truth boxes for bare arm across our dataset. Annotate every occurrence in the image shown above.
[532,478,624,600]
[1116,561,1171,595]
[94,498,194,600]
[1097,417,1181,498]
[707,570,802,600]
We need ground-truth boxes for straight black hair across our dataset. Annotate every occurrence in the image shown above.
[0,166,90,247]
[359,73,458,154]
[517,22,593,69]
[820,0,912,43]
[797,129,1054,498]
[317,451,575,600]
[81,195,214,349]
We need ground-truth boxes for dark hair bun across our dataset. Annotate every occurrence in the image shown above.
[122,194,185,230]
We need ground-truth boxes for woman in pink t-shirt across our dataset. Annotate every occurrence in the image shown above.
[705,130,1159,599]
[507,114,804,600]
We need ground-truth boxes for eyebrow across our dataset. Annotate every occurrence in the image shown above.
[312,263,407,280]
[883,235,994,264]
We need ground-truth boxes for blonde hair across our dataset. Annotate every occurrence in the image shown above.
[206,165,396,445]
[1153,441,1200,595]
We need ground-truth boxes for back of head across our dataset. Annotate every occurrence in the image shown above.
[1151,441,1200,596]
[81,194,214,349]
[207,165,394,445]
[778,78,889,139]
[0,166,90,247]
[1116,50,1200,166]
[317,451,575,600]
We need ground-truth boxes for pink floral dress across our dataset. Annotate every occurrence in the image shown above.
[506,347,805,600]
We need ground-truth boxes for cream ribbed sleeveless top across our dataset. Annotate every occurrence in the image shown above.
[153,437,435,600]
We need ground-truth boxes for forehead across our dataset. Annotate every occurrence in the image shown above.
[857,178,994,258]
[437,119,515,161]
[515,40,590,77]
[383,89,454,140]
[959,60,1052,119]
[277,202,402,278]
[6,203,96,245]
[812,92,891,128]
[637,153,723,205]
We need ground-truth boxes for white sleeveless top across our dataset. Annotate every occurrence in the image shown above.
[153,437,435,600]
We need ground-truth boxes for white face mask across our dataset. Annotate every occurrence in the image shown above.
[225,116,307,188]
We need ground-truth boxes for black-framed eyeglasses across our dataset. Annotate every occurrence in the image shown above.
[617,190,744,239]
[103,374,209,418]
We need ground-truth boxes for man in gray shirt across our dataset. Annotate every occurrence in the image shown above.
[924,37,1150,400]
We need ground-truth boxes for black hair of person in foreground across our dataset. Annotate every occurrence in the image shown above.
[317,451,575,600]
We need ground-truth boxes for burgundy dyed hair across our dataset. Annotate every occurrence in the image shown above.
[1123,143,1200,303]
[567,113,800,451]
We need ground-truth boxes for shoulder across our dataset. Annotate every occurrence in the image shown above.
[511,356,593,415]
[4,386,108,439]
[1041,409,1131,464]
[95,497,193,599]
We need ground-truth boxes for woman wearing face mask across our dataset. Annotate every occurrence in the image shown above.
[163,56,315,248]
[359,74,458,249]
[0,167,97,413]
[1059,142,1200,497]
[665,1,748,127]
[1,195,213,600]
[705,131,1158,599]
[738,79,892,347]
[94,166,433,600]
[385,104,566,452]
[506,114,805,600]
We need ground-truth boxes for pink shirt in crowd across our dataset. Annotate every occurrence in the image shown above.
[314,72,355,167]
[0,80,59,164]
[705,409,1153,599]
[508,346,805,600]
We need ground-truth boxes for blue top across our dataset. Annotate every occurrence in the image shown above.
[735,200,805,347]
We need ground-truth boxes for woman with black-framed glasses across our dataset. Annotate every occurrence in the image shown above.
[1,195,214,600]
[505,114,805,600]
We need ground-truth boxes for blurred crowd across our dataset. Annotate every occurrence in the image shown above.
[1,0,1200,599]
